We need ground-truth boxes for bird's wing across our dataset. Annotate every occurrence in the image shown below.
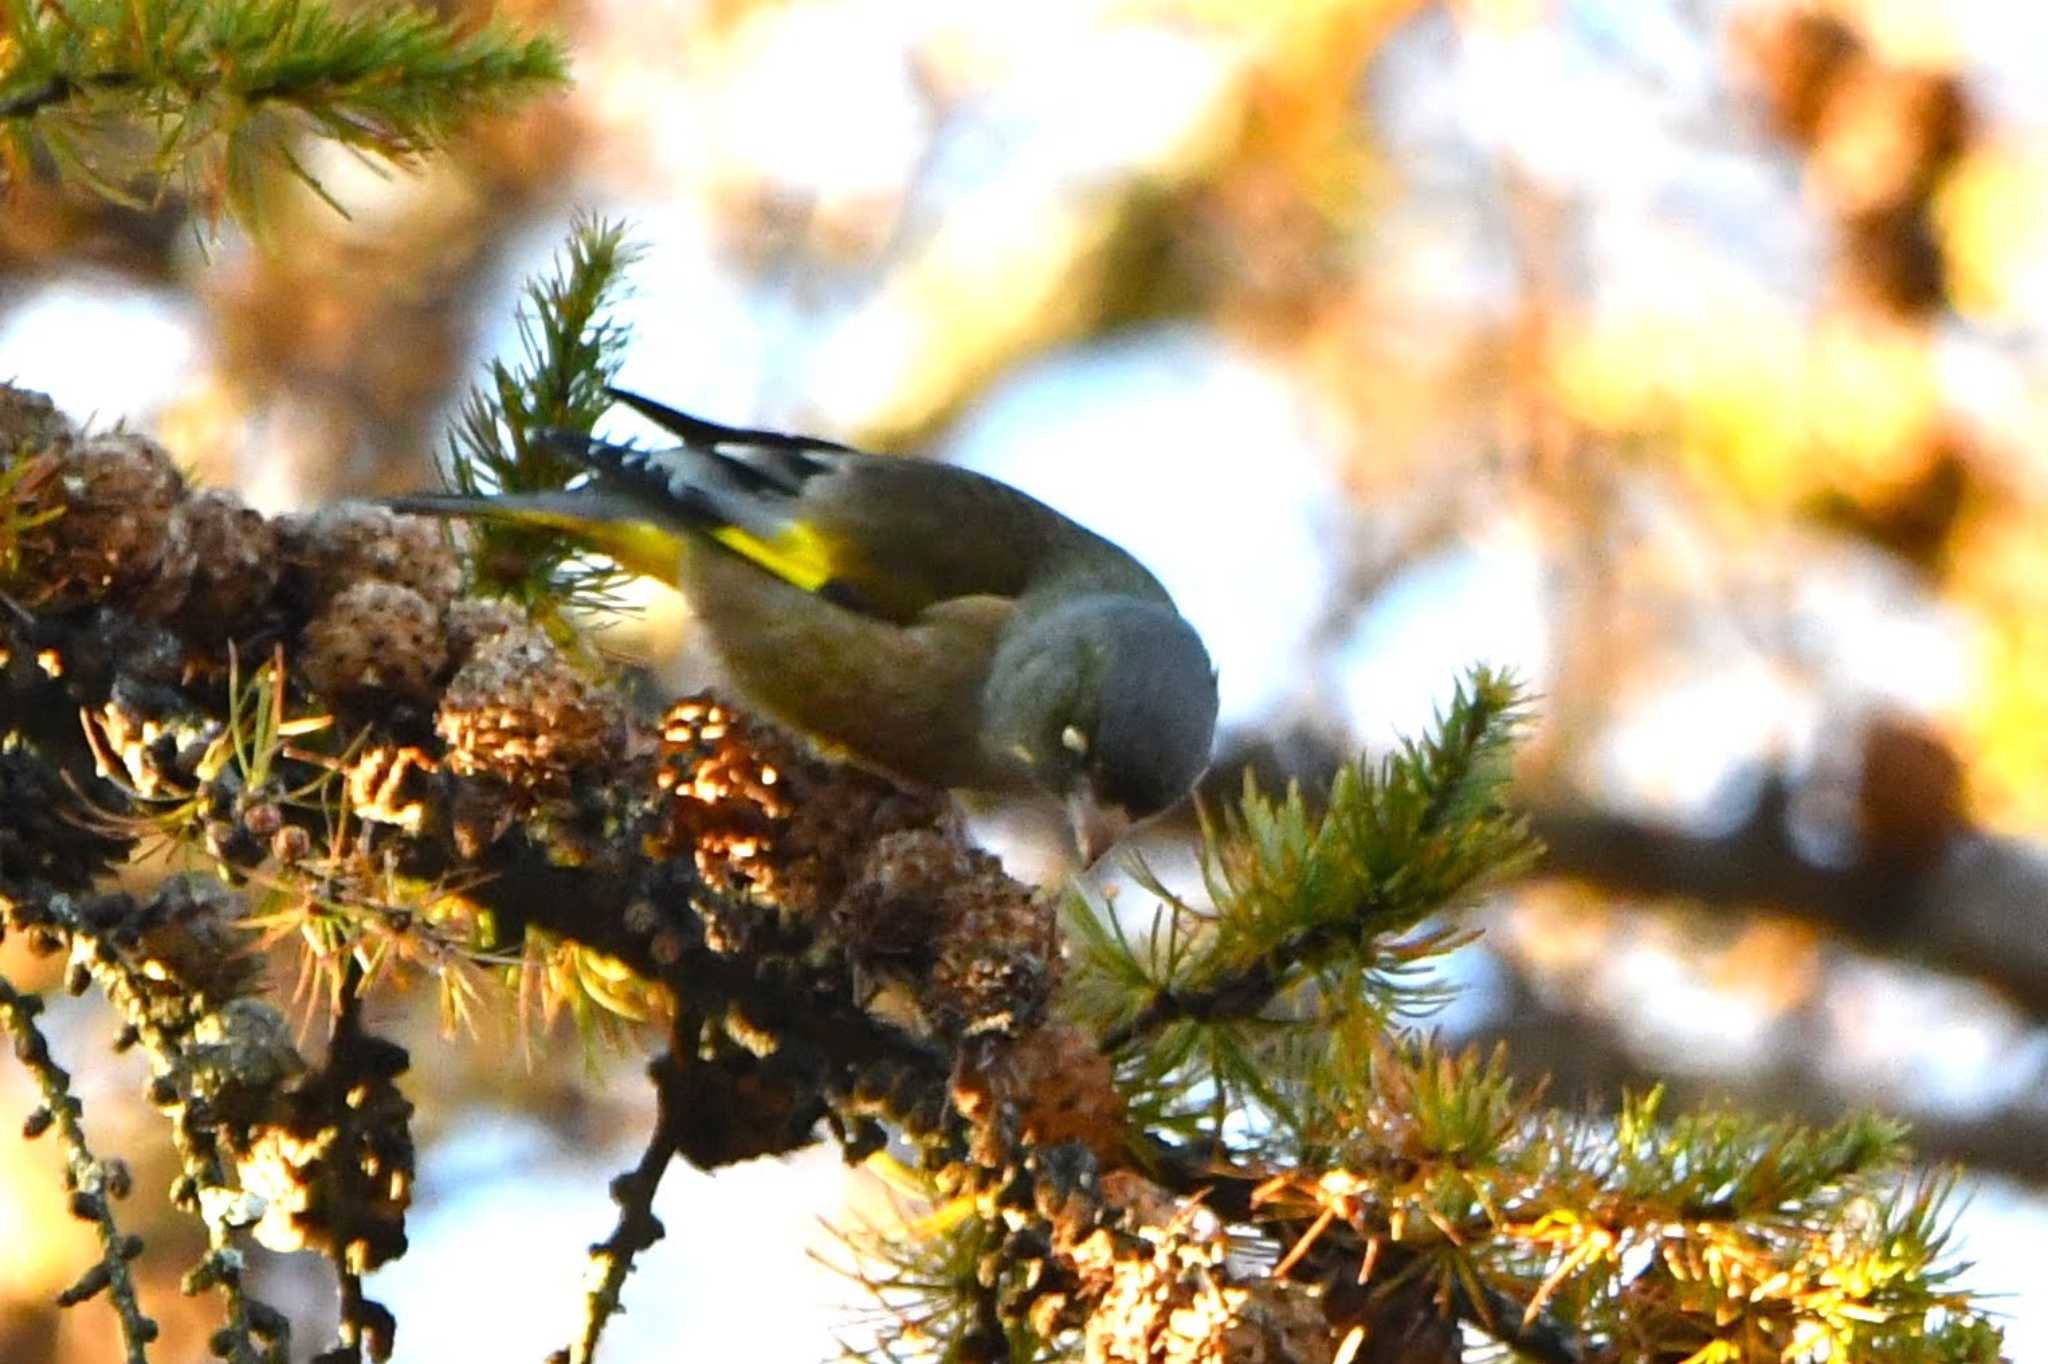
[527,388,1167,625]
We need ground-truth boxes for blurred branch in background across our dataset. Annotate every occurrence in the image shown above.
[1528,732,2048,1016]
[1474,939,2048,1188]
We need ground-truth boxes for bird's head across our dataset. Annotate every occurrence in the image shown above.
[984,596,1219,864]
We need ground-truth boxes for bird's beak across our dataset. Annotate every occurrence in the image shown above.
[1068,791,1134,867]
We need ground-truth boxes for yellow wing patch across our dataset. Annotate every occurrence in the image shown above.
[708,521,836,594]
[451,505,689,585]
[591,520,696,584]
[451,501,840,598]
[543,516,689,585]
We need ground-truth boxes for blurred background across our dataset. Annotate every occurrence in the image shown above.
[5,0,2048,1357]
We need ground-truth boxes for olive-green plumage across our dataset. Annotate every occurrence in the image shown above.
[388,387,1219,861]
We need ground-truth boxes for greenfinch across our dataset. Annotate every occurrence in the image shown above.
[390,388,1218,862]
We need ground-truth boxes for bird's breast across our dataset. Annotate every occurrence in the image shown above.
[678,546,1020,792]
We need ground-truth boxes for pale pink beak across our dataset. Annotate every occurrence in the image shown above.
[1068,791,1135,867]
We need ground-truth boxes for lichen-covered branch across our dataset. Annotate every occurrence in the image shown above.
[0,971,157,1362]
[554,1042,686,1364]
[306,969,406,1364]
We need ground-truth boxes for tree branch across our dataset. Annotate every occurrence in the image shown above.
[555,1042,685,1364]
[1527,778,2048,1019]
[0,971,157,1362]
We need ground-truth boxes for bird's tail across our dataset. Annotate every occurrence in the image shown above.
[378,488,688,581]
[381,488,634,525]
[379,427,623,523]
[381,491,502,519]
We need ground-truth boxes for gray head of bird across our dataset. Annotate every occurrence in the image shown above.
[983,595,1220,864]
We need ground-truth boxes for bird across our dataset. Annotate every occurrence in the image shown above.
[387,387,1218,863]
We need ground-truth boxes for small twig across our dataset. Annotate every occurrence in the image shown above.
[0,74,78,120]
[0,969,158,1363]
[556,1041,686,1364]
[324,1270,370,1364]
[322,965,390,1364]
[0,70,151,122]
[1098,956,1289,1054]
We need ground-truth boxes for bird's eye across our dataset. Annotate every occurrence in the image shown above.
[1061,724,1089,756]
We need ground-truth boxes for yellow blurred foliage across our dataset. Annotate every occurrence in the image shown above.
[1550,302,1941,513]
[1948,508,2048,832]
[1935,145,2048,324]
[1831,0,1964,68]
